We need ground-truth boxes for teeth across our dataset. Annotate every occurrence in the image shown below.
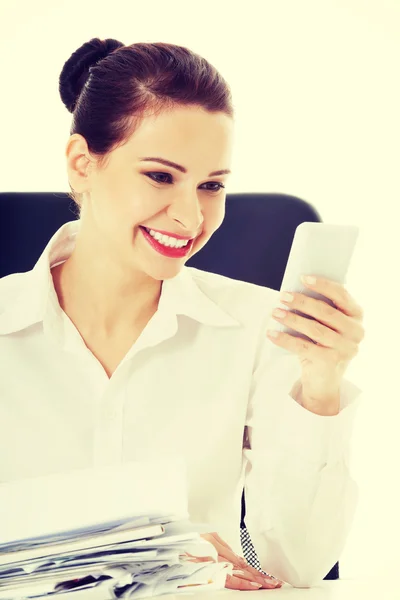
[146,228,190,248]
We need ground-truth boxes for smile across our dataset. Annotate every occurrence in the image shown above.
[143,227,190,248]
[140,227,194,258]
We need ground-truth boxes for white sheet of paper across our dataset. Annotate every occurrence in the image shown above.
[0,457,188,545]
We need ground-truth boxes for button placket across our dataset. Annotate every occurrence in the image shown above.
[93,371,127,468]
[91,314,178,467]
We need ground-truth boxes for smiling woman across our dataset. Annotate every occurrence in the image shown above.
[0,35,361,593]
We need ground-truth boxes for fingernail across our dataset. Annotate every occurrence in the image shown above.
[267,329,279,338]
[302,275,316,285]
[280,292,294,303]
[250,582,262,588]
[265,578,280,586]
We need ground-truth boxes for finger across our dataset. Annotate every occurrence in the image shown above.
[279,293,346,335]
[277,308,361,352]
[301,275,364,320]
[246,565,285,585]
[202,534,284,588]
[269,320,359,363]
[238,562,284,587]
[202,531,244,563]
[267,329,323,355]
[211,532,263,572]
[201,533,244,568]
[218,558,283,589]
[232,568,283,589]
[278,296,364,345]
[182,552,215,563]
[272,308,342,348]
[225,573,262,591]
[211,531,236,552]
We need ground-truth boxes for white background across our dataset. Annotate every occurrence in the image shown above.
[1,0,399,579]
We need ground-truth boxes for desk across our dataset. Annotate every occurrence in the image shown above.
[2,571,393,600]
[161,572,395,599]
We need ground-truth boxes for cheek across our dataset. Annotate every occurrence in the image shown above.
[95,201,139,249]
[109,197,147,232]
[192,202,225,250]
[203,200,226,231]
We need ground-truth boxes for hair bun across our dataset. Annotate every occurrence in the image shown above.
[59,37,124,113]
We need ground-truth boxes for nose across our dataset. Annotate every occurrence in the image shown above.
[169,193,204,237]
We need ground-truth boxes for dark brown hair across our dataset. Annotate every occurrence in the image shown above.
[58,37,235,209]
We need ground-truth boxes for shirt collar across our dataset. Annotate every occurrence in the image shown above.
[0,220,241,335]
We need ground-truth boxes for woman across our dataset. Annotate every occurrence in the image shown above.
[0,38,365,589]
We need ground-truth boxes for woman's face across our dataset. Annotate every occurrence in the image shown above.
[66,105,234,282]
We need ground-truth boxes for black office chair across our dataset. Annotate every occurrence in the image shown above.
[0,191,338,580]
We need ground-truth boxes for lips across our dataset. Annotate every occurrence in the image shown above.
[141,226,194,241]
[139,226,194,258]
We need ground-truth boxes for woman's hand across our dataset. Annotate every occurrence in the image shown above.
[192,532,284,590]
[268,275,365,413]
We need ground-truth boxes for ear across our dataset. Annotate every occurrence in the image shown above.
[65,133,95,195]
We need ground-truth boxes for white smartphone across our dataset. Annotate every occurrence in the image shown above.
[269,222,360,352]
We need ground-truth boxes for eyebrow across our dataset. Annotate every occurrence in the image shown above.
[139,157,231,177]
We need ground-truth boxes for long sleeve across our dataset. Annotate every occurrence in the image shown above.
[243,329,362,588]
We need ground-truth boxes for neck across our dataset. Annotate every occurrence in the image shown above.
[51,230,162,337]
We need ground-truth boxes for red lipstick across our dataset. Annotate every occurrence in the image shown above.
[140,227,194,258]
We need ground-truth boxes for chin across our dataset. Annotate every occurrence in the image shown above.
[136,258,185,283]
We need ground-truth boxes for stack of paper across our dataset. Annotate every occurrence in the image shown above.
[0,459,232,599]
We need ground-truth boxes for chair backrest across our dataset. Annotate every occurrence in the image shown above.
[0,191,339,579]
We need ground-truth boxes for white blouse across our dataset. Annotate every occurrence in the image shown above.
[0,220,362,587]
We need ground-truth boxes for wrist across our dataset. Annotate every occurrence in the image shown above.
[302,397,340,416]
[297,382,341,416]
[301,389,340,416]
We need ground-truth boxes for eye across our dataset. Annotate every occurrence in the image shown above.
[145,172,225,192]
